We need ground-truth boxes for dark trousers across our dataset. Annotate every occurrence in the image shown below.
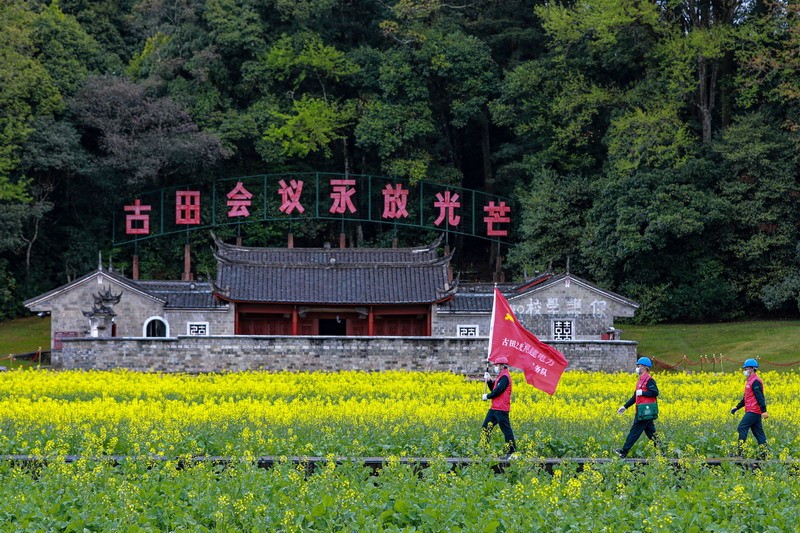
[737,412,767,452]
[482,409,516,453]
[621,417,659,455]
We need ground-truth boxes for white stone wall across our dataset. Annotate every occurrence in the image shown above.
[57,336,638,373]
[38,273,164,347]
[164,308,235,336]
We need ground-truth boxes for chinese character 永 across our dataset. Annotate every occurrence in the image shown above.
[329,179,357,214]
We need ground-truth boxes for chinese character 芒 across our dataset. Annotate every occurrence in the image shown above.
[124,199,151,235]
[226,182,252,217]
[175,191,201,225]
[483,200,511,236]
[382,183,409,219]
[278,179,305,214]
[329,179,358,214]
[433,191,461,226]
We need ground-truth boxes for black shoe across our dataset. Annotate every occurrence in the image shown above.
[615,449,627,458]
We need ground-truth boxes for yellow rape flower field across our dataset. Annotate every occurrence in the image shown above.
[0,369,798,531]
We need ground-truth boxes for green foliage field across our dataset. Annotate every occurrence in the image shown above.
[624,320,800,369]
[0,316,50,369]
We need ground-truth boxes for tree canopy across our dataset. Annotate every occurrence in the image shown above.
[2,0,800,322]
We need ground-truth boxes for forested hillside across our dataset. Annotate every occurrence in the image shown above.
[2,0,800,323]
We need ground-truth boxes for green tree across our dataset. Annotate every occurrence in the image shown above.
[69,76,228,187]
[585,160,733,322]
[712,112,800,309]
[258,32,359,167]
[32,2,107,97]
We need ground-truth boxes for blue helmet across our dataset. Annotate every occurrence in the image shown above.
[636,357,652,368]
[742,358,759,369]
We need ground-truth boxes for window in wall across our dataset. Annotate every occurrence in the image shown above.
[552,320,573,341]
[187,322,209,336]
[144,317,168,337]
[457,325,479,337]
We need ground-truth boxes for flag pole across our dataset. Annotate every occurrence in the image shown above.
[487,284,498,362]
[485,284,498,379]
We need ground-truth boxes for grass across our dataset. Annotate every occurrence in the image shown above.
[0,316,51,369]
[622,320,800,371]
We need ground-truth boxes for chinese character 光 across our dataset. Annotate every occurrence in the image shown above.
[433,191,461,226]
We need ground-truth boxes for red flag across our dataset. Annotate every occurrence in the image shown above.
[488,288,569,395]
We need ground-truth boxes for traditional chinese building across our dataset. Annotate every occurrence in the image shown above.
[24,236,457,346]
[24,238,639,372]
[434,272,639,340]
[211,234,457,336]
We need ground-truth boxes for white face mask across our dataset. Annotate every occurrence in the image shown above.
[635,367,641,375]
[494,365,501,374]
[743,370,750,378]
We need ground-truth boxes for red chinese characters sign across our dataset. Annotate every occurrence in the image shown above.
[226,182,252,217]
[121,176,511,240]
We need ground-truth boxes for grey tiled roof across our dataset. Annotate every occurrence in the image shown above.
[213,234,443,265]
[437,276,553,313]
[212,237,455,305]
[136,281,227,309]
[438,293,494,313]
[437,272,639,314]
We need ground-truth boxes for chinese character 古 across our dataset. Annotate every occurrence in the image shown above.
[124,199,151,235]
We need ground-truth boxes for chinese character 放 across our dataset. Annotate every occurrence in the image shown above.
[382,183,409,219]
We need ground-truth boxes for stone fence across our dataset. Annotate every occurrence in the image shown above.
[57,336,638,373]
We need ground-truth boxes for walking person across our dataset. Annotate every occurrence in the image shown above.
[730,358,768,458]
[481,356,517,458]
[615,357,661,458]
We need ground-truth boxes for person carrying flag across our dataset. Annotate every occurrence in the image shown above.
[730,358,768,458]
[481,356,517,457]
[615,357,662,458]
